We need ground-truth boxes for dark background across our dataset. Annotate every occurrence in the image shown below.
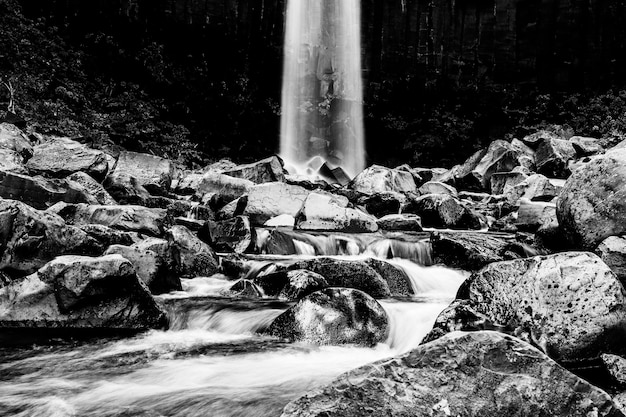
[2,0,626,168]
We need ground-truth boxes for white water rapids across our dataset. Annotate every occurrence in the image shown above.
[0,260,467,417]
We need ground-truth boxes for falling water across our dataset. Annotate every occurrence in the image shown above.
[280,0,365,178]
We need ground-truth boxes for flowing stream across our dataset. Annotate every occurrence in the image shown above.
[0,259,467,417]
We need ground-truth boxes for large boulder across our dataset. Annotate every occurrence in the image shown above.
[516,199,557,231]
[282,331,621,417]
[376,213,422,232]
[0,170,99,209]
[221,155,285,184]
[105,151,175,196]
[455,140,524,191]
[166,225,219,277]
[404,193,482,230]
[295,192,378,233]
[195,173,254,208]
[0,123,33,159]
[430,231,515,270]
[267,288,388,346]
[103,245,180,294]
[66,172,117,205]
[359,192,404,217]
[557,149,626,249]
[505,174,562,204]
[0,200,100,277]
[289,258,391,298]
[48,202,169,237]
[236,182,310,225]
[364,258,413,296]
[596,236,626,287]
[426,252,626,363]
[350,165,417,195]
[490,171,528,196]
[205,216,254,253]
[0,254,167,329]
[535,138,577,178]
[254,269,329,300]
[26,137,109,180]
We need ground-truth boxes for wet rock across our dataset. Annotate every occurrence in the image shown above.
[418,181,457,196]
[259,229,297,255]
[505,174,562,204]
[295,193,378,233]
[0,170,99,209]
[255,269,328,300]
[228,279,264,298]
[205,216,254,253]
[49,202,169,237]
[0,200,100,277]
[105,151,175,196]
[104,245,180,294]
[26,137,109,180]
[166,225,219,278]
[427,252,626,362]
[232,182,310,225]
[557,149,626,249]
[364,258,413,296]
[376,213,422,232]
[66,172,117,205]
[221,155,285,184]
[350,165,417,195]
[596,236,626,286]
[282,331,620,417]
[404,193,482,230]
[289,258,390,298]
[267,288,388,346]
[0,123,33,159]
[316,163,351,186]
[0,254,167,329]
[430,231,513,270]
[0,148,26,174]
[535,138,577,178]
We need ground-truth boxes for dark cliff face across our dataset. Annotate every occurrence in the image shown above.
[8,0,626,168]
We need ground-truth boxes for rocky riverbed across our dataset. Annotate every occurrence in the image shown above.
[2,122,626,416]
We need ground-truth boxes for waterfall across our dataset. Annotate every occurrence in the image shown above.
[280,0,365,178]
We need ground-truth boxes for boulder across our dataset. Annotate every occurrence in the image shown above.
[521,129,564,148]
[455,140,523,191]
[289,258,391,298]
[221,156,285,184]
[205,215,254,253]
[516,199,557,231]
[360,192,403,217]
[104,245,180,294]
[426,252,626,362]
[0,148,26,174]
[267,288,388,346]
[430,231,517,270]
[295,193,378,233]
[49,203,169,237]
[282,331,620,417]
[227,279,264,297]
[26,137,109,180]
[166,225,219,277]
[557,149,626,249]
[66,172,117,205]
[376,213,422,232]
[350,165,417,195]
[0,123,33,159]
[535,138,577,178]
[418,181,458,196]
[254,269,328,300]
[602,354,626,390]
[77,224,137,247]
[0,200,100,277]
[404,194,482,230]
[505,174,562,204]
[196,173,254,208]
[596,236,626,286]
[105,151,175,195]
[364,258,413,296]
[490,171,528,196]
[0,255,167,329]
[570,136,603,156]
[0,170,98,209]
[238,182,310,225]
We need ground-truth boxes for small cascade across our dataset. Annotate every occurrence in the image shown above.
[388,259,469,297]
[364,239,432,265]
